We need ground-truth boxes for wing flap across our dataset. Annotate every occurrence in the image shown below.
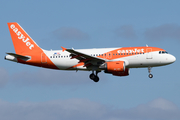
[62,47,107,69]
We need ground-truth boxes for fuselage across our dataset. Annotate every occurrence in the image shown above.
[5,22,176,82]
[43,46,176,71]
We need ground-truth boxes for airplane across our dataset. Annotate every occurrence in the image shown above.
[5,22,176,82]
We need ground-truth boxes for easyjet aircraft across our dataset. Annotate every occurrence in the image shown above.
[5,23,176,82]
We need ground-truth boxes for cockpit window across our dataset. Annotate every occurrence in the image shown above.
[159,51,168,54]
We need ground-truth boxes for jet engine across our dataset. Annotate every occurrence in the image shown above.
[100,61,129,76]
[99,61,125,72]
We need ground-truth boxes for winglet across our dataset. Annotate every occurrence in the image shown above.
[61,46,67,52]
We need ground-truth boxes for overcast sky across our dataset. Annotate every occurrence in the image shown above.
[0,0,180,120]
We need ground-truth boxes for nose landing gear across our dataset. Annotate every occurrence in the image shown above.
[149,73,153,78]
[89,71,100,82]
[148,67,153,78]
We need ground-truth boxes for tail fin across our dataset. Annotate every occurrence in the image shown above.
[6,23,59,70]
[7,23,42,54]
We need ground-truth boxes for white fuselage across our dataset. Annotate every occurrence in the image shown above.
[44,47,176,71]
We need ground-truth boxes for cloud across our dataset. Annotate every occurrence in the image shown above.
[11,69,107,86]
[127,98,180,120]
[0,68,9,87]
[114,25,138,40]
[148,98,178,110]
[144,24,180,41]
[0,98,179,120]
[0,98,107,120]
[53,27,90,41]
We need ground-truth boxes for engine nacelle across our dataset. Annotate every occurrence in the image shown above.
[111,68,129,76]
[101,61,130,76]
[104,68,129,76]
[99,61,125,72]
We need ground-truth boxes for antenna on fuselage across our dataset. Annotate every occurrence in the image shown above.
[146,44,148,47]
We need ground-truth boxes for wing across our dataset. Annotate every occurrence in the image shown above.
[61,47,106,68]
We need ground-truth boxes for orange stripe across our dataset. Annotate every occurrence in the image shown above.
[98,47,164,60]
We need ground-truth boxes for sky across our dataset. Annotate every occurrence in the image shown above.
[0,0,180,120]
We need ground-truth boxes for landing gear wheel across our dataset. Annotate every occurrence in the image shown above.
[149,74,153,78]
[90,73,96,80]
[148,67,153,78]
[93,76,99,82]
[89,73,100,82]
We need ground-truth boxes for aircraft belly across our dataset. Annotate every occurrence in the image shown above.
[127,55,157,68]
[52,59,79,70]
[128,56,166,68]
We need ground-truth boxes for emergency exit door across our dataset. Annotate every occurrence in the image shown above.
[146,48,152,59]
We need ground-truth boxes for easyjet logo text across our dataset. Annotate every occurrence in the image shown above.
[10,24,34,50]
[117,48,144,53]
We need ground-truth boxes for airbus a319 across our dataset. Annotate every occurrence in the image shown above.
[5,23,176,82]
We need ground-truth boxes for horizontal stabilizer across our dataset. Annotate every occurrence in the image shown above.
[6,53,30,61]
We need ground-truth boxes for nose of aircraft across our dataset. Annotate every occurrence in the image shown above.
[169,54,176,63]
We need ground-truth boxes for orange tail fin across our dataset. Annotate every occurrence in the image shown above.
[7,22,42,54]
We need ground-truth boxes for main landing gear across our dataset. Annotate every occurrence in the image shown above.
[148,67,153,78]
[89,71,100,82]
